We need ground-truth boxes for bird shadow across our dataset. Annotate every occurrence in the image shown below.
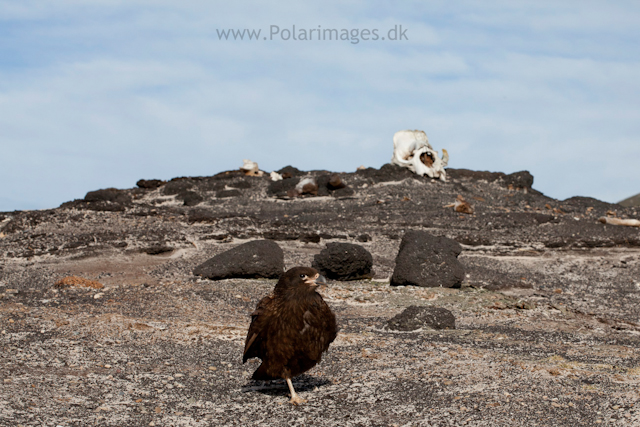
[241,374,332,397]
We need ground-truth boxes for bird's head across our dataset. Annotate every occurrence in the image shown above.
[275,266,327,295]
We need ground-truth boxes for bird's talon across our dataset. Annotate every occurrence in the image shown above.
[290,396,307,405]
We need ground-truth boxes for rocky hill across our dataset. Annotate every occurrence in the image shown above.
[1,164,639,426]
[620,192,640,207]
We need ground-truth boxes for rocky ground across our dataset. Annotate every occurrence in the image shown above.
[1,164,639,426]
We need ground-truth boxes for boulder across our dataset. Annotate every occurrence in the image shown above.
[386,305,455,331]
[84,188,131,204]
[181,191,203,206]
[276,165,304,178]
[312,242,374,281]
[267,178,299,198]
[327,174,347,190]
[391,230,465,288]
[136,179,166,189]
[193,240,284,280]
[81,188,132,211]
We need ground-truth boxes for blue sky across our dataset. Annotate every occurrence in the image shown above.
[1,1,639,211]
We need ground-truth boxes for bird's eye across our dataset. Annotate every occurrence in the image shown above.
[300,274,307,279]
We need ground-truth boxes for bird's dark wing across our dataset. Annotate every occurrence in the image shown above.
[299,297,338,361]
[243,294,274,363]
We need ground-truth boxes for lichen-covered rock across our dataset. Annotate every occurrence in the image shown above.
[386,305,455,331]
[391,230,465,288]
[312,242,374,281]
[193,240,284,280]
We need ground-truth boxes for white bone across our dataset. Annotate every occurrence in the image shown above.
[598,217,640,227]
[270,171,283,181]
[390,130,448,181]
[240,159,264,177]
[241,159,258,171]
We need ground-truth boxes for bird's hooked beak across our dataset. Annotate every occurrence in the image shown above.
[305,273,327,289]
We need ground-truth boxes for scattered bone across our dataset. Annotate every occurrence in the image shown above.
[390,130,448,181]
[444,195,474,214]
[55,276,104,289]
[546,204,564,214]
[455,195,474,214]
[598,217,640,227]
[240,159,264,177]
[270,172,283,181]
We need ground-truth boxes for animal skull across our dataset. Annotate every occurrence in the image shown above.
[240,159,264,177]
[390,130,449,181]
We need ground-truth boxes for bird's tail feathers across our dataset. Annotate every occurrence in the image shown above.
[251,363,277,381]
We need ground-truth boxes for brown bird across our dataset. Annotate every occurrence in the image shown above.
[243,266,338,405]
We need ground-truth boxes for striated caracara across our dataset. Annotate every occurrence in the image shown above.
[243,266,338,405]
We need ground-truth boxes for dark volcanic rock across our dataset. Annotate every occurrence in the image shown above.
[233,181,253,189]
[143,245,174,255]
[312,242,374,281]
[504,171,534,189]
[356,234,371,242]
[300,233,321,243]
[216,189,242,198]
[181,191,203,206]
[188,208,217,223]
[161,179,204,205]
[136,179,166,189]
[84,188,131,204]
[79,188,132,211]
[277,165,304,178]
[386,305,456,331]
[447,169,534,189]
[327,174,347,190]
[163,180,194,195]
[356,163,418,183]
[193,240,284,280]
[268,178,299,198]
[316,173,352,197]
[391,231,465,288]
[212,170,246,180]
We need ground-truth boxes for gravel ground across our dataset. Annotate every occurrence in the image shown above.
[1,165,639,426]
